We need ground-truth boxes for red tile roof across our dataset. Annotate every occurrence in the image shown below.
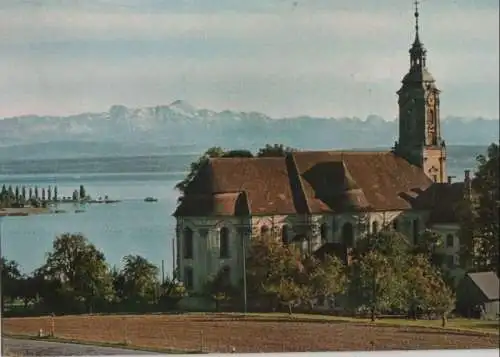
[174,150,463,219]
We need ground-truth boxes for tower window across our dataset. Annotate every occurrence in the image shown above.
[281,225,289,244]
[372,221,379,235]
[432,175,438,182]
[260,225,270,237]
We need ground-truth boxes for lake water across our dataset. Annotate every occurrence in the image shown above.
[0,172,183,275]
[0,151,479,276]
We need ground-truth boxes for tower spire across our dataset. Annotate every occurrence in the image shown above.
[414,0,420,42]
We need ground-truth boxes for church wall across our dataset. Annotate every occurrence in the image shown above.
[176,216,251,294]
[176,210,432,294]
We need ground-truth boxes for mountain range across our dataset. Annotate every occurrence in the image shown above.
[0,100,498,160]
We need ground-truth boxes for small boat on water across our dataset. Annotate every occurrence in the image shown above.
[144,197,158,202]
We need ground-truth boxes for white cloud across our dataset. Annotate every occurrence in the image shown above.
[0,1,498,119]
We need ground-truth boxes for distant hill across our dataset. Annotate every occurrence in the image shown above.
[0,100,497,160]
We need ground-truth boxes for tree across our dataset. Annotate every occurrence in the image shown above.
[41,188,46,201]
[14,186,20,202]
[47,186,52,201]
[7,185,14,200]
[303,254,347,307]
[257,144,296,157]
[34,186,39,200]
[21,186,27,201]
[424,271,456,326]
[457,197,479,271]
[246,230,305,312]
[274,277,306,315]
[472,143,499,274]
[205,266,237,312]
[222,150,253,158]
[160,275,187,309]
[175,146,225,199]
[72,190,79,201]
[29,187,33,200]
[54,186,58,201]
[348,251,403,321]
[119,255,160,303]
[43,233,114,313]
[16,275,40,309]
[79,185,86,200]
[1,257,22,312]
[414,229,446,268]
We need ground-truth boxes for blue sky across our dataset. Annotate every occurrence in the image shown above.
[1,0,498,119]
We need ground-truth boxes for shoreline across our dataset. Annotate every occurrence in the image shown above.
[0,207,51,216]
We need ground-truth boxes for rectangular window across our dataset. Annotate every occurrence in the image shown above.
[184,229,194,259]
[446,234,454,248]
[184,267,194,290]
[220,227,230,258]
[446,255,454,269]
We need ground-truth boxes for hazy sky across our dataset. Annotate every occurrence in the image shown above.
[1,0,498,119]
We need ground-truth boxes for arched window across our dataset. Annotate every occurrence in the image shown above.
[446,234,454,248]
[320,223,328,243]
[342,223,354,247]
[260,225,270,237]
[392,219,399,231]
[412,219,419,245]
[183,227,193,259]
[281,225,289,245]
[372,221,379,235]
[220,227,230,258]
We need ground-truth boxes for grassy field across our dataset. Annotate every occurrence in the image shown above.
[2,313,499,353]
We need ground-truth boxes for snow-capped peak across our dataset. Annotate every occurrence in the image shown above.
[168,100,198,117]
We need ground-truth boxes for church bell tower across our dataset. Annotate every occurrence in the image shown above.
[394,1,447,183]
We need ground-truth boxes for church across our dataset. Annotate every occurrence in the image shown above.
[173,5,469,294]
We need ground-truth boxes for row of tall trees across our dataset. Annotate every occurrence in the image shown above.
[0,184,91,208]
[0,184,59,207]
[1,233,186,315]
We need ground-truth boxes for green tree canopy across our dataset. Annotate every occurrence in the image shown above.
[246,229,306,312]
[205,266,237,311]
[1,257,22,311]
[404,254,455,323]
[43,233,114,312]
[472,143,499,274]
[118,254,160,303]
[348,250,401,321]
[303,254,347,304]
[257,144,296,157]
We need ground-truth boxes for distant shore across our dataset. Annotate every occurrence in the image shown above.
[0,207,51,216]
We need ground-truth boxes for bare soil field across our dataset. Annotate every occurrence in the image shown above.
[3,314,499,353]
